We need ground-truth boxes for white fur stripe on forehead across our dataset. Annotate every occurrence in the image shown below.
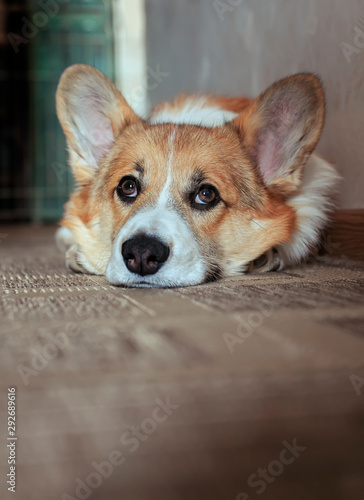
[157,127,177,207]
[150,97,238,127]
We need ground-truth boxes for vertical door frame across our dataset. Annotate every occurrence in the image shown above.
[112,0,147,116]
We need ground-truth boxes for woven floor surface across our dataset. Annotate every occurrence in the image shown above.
[0,225,364,500]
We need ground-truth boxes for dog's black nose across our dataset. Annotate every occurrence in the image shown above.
[122,235,170,276]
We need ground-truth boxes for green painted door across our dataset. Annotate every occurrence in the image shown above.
[29,0,114,221]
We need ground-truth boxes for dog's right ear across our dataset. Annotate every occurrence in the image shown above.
[232,73,325,197]
[56,64,139,184]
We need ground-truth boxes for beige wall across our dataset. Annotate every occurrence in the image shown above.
[145,0,364,208]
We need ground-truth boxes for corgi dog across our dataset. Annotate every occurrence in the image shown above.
[55,64,340,287]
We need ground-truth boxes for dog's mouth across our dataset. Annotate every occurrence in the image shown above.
[111,278,190,289]
[106,268,208,289]
[125,281,156,288]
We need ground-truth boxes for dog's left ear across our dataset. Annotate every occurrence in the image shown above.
[56,64,139,184]
[233,74,325,195]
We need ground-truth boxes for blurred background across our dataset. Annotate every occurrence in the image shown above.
[0,0,363,224]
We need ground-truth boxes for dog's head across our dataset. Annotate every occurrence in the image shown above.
[56,65,325,287]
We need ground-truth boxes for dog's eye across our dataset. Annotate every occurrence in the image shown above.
[117,176,140,201]
[193,184,219,210]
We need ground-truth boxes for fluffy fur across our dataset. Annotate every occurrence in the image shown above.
[55,65,340,287]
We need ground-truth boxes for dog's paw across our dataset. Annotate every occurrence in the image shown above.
[55,226,76,253]
[65,244,89,273]
[56,227,91,274]
[248,248,285,273]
